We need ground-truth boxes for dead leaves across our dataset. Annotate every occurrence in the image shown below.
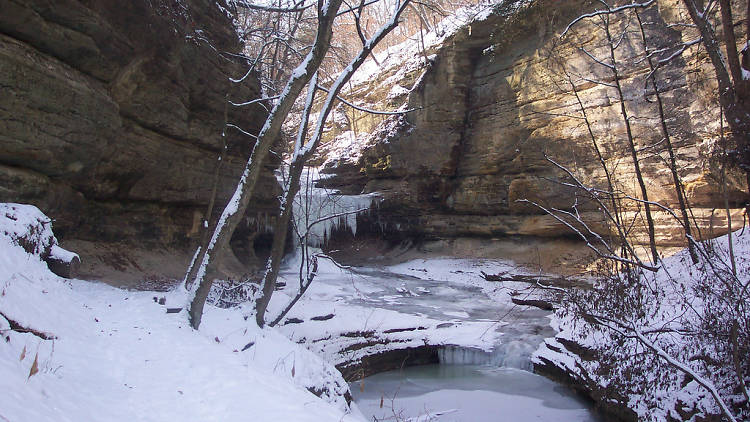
[28,352,39,379]
[19,344,40,380]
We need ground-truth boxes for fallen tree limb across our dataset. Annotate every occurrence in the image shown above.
[0,311,56,340]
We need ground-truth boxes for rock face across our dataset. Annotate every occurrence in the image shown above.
[321,0,747,250]
[0,0,279,285]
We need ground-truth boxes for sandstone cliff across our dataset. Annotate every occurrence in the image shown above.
[320,0,747,258]
[0,0,279,285]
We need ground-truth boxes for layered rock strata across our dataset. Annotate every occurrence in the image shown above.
[0,0,278,285]
[320,0,747,250]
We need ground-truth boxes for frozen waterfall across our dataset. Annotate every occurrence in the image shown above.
[438,342,536,371]
[290,167,377,247]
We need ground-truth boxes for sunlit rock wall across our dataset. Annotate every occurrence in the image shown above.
[321,0,747,248]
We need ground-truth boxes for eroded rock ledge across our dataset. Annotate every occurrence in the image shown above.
[0,0,279,285]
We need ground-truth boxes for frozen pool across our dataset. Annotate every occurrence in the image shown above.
[350,364,599,422]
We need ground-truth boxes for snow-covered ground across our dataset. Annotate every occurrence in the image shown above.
[0,202,574,421]
[9,195,739,421]
[0,204,358,422]
[0,202,572,421]
[533,228,750,421]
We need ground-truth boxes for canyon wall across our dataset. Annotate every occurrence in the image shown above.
[321,0,747,254]
[0,0,279,285]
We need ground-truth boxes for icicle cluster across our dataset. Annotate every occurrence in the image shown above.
[292,168,376,247]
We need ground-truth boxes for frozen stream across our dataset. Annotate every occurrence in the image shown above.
[343,265,555,369]
[276,258,600,421]
[350,365,598,422]
[276,173,598,421]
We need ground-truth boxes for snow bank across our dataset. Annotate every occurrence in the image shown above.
[0,205,361,422]
[1,203,58,257]
[348,2,500,88]
[0,203,80,278]
[532,228,750,420]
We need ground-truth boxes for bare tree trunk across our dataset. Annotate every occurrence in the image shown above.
[634,8,699,263]
[603,14,659,264]
[268,255,317,327]
[254,155,306,327]
[566,74,629,259]
[202,95,230,248]
[720,107,738,275]
[720,0,744,85]
[185,0,345,330]
[254,0,412,327]
[682,0,750,206]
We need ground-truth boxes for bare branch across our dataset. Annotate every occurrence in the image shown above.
[315,84,420,115]
[560,0,655,38]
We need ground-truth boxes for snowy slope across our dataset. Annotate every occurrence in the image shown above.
[0,204,361,422]
[317,3,503,167]
[532,228,750,421]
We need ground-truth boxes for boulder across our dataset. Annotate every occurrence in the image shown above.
[0,203,80,278]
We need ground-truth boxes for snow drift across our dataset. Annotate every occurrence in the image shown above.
[0,203,359,422]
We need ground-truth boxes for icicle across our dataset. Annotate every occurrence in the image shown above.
[292,167,377,247]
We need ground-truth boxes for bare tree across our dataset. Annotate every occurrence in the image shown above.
[254,0,412,327]
[559,1,662,263]
[681,0,750,205]
[536,2,750,418]
[184,0,346,329]
[183,0,413,329]
[633,7,699,263]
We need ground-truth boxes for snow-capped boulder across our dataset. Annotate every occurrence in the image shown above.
[0,203,79,278]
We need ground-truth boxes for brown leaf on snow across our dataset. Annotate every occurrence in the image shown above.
[28,352,39,379]
[291,363,295,378]
[19,345,26,361]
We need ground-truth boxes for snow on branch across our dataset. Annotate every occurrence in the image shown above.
[315,85,420,115]
[231,0,314,13]
[561,0,656,38]
[226,123,259,138]
[229,95,279,107]
[588,313,739,422]
[293,73,319,158]
[296,0,412,160]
